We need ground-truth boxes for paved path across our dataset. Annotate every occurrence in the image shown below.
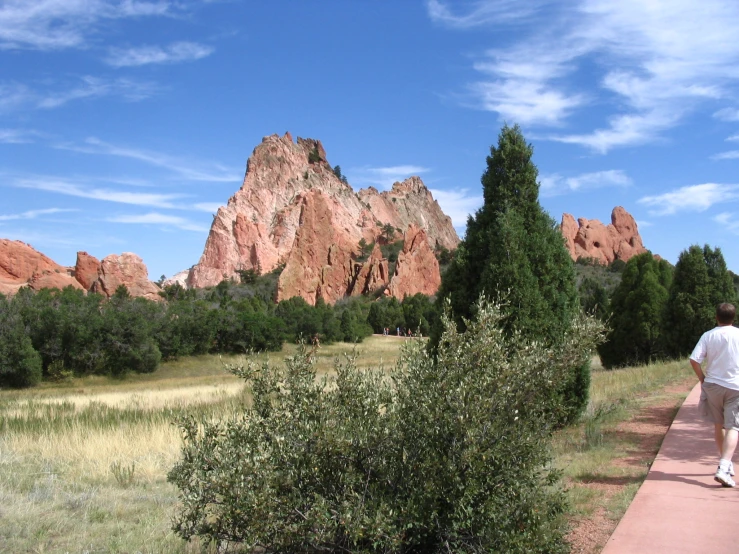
[602,383,739,553]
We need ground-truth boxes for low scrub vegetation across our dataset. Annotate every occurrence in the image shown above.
[169,300,603,552]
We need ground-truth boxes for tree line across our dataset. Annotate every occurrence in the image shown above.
[581,244,738,368]
[0,278,439,388]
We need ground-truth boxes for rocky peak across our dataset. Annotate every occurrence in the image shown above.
[560,206,647,264]
[188,133,459,298]
[92,252,162,301]
[74,251,101,290]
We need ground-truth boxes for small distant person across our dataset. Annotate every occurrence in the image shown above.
[397,327,400,336]
[690,303,739,487]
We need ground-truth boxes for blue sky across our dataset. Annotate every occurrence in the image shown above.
[4,0,739,280]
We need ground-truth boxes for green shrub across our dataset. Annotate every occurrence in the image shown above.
[169,299,603,552]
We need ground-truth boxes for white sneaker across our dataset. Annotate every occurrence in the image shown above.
[715,466,736,487]
[730,462,735,477]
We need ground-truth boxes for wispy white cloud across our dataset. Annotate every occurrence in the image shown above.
[0,77,158,113]
[0,0,177,51]
[106,41,214,67]
[431,0,739,151]
[714,108,739,122]
[192,202,223,213]
[14,177,183,208]
[107,212,207,232]
[0,128,41,143]
[539,169,632,197]
[427,0,547,28]
[350,165,430,189]
[638,183,739,215]
[727,134,739,142]
[0,207,76,221]
[428,188,482,230]
[712,150,739,160]
[37,76,158,108]
[56,137,240,182]
[713,212,739,234]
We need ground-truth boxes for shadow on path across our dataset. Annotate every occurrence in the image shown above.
[602,384,739,553]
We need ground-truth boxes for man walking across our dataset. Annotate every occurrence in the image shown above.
[690,303,739,487]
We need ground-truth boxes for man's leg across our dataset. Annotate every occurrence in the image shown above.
[721,428,738,460]
[715,423,725,455]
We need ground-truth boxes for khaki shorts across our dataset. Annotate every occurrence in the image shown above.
[699,382,739,430]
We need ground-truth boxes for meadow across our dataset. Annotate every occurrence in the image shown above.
[0,336,694,553]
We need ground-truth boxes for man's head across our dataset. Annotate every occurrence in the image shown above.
[716,303,736,325]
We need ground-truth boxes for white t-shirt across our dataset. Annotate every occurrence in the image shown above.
[690,325,739,391]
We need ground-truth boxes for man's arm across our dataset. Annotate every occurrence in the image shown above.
[690,359,705,383]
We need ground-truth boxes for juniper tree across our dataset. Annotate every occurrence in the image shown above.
[598,252,673,368]
[662,244,737,358]
[435,124,578,345]
[432,125,582,423]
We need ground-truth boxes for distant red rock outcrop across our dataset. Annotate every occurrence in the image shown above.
[92,253,162,301]
[188,132,459,302]
[0,240,161,300]
[74,251,101,290]
[561,206,647,264]
[0,239,75,296]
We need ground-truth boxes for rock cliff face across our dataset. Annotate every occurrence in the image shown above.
[74,252,101,291]
[561,206,647,264]
[188,132,459,302]
[0,240,161,300]
[350,244,389,297]
[387,225,441,299]
[276,190,358,305]
[92,253,162,301]
[0,239,76,296]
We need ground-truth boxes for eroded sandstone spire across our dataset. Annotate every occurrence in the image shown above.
[560,206,647,264]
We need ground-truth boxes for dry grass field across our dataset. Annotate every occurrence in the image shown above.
[0,337,693,553]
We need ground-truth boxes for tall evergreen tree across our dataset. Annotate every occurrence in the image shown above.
[598,252,673,368]
[662,244,737,358]
[432,125,583,424]
[434,124,579,345]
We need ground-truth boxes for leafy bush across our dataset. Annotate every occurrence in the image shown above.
[169,299,603,552]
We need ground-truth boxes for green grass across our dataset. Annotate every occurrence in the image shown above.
[555,358,695,530]
[0,336,406,553]
[0,340,695,553]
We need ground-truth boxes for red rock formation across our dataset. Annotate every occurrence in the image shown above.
[188,132,459,293]
[92,253,162,301]
[74,251,101,290]
[0,239,69,296]
[358,177,458,250]
[0,239,64,281]
[0,240,165,300]
[276,190,357,305]
[561,206,647,264]
[350,243,390,296]
[28,270,83,292]
[387,225,441,300]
